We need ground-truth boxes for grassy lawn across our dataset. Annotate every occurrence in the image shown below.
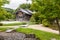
[2,22,26,26]
[16,28,60,40]
[0,28,7,31]
[0,26,15,28]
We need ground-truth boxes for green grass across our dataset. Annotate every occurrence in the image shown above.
[2,22,26,26]
[0,28,7,31]
[0,26,15,28]
[16,28,60,40]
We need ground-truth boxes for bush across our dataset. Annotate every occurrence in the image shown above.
[30,13,41,24]
[30,16,36,22]
[42,19,50,27]
[21,22,27,25]
[0,28,7,32]
[0,23,3,26]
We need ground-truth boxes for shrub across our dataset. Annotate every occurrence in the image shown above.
[30,16,36,22]
[21,22,27,25]
[0,28,7,32]
[42,19,50,27]
[0,23,3,26]
[30,13,41,24]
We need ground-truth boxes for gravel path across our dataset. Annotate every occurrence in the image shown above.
[27,24,59,34]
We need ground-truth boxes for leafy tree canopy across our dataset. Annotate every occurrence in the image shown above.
[31,0,60,21]
[0,0,14,21]
[30,0,60,34]
[16,3,31,11]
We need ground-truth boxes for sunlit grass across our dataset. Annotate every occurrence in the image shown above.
[16,28,60,40]
[3,22,26,26]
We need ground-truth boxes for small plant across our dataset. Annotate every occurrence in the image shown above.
[0,28,7,32]
[42,19,50,27]
[0,23,3,26]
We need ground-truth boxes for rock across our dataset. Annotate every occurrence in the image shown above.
[0,32,39,40]
[5,29,17,33]
[0,35,4,40]
[25,34,35,38]
[5,29,13,33]
[10,30,17,32]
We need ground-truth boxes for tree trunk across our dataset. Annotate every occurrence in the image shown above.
[56,17,60,35]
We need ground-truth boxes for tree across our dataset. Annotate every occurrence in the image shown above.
[0,0,9,7]
[0,0,14,21]
[5,8,15,14]
[16,4,31,11]
[31,0,60,34]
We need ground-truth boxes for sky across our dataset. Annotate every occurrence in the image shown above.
[4,0,32,9]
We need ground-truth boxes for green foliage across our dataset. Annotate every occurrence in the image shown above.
[5,8,15,14]
[30,16,36,24]
[0,0,15,21]
[30,0,60,26]
[16,4,31,11]
[0,28,7,31]
[20,4,31,9]
[0,23,3,26]
[0,0,9,7]
[0,8,14,21]
[30,13,41,24]
[42,19,50,27]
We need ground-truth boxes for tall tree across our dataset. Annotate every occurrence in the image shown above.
[5,8,15,14]
[31,0,60,34]
[16,4,31,11]
[0,0,14,21]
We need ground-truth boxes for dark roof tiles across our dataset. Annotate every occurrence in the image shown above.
[16,8,32,15]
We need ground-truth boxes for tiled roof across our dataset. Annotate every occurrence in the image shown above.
[16,8,32,15]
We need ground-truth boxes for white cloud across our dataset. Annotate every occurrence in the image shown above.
[4,0,32,9]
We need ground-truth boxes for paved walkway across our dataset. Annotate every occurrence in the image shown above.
[27,24,59,34]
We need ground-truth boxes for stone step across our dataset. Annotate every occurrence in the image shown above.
[24,38,39,40]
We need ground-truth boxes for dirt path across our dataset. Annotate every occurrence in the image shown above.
[27,24,59,34]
